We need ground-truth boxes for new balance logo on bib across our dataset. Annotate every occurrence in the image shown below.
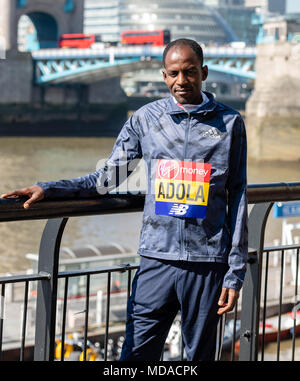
[169,204,190,216]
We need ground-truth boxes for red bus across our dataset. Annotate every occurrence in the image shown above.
[58,34,102,49]
[121,30,171,46]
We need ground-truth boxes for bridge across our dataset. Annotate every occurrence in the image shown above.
[1,0,256,85]
[0,0,256,107]
[32,45,257,85]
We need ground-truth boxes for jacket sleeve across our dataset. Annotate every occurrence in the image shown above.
[222,115,248,291]
[35,114,142,198]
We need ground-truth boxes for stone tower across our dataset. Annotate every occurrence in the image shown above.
[0,0,84,104]
[246,16,300,161]
[0,0,84,52]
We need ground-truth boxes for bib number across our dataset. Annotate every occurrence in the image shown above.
[154,160,211,218]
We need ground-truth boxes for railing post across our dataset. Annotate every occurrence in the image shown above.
[33,217,68,361]
[239,202,273,361]
[239,248,259,360]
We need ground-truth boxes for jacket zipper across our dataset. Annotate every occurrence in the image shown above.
[179,112,191,260]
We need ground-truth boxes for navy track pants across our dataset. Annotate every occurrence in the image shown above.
[120,255,228,361]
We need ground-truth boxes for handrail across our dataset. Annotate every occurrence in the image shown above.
[247,182,300,203]
[0,182,300,222]
[0,193,145,222]
[0,272,50,284]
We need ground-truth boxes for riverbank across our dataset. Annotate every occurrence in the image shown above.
[1,95,300,162]
[0,95,247,137]
[0,102,128,137]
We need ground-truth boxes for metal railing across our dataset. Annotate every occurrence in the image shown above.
[221,243,300,361]
[56,263,139,361]
[0,182,299,361]
[259,244,300,361]
[239,182,300,361]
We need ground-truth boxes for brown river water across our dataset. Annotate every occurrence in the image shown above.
[0,136,299,274]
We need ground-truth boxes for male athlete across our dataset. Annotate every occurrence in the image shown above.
[2,39,248,361]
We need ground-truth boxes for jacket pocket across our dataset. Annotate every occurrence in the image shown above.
[139,214,179,254]
[185,219,209,257]
[206,224,230,257]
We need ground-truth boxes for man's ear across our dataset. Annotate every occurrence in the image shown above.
[162,69,167,83]
[202,65,208,81]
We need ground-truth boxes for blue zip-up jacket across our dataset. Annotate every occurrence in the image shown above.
[36,91,248,291]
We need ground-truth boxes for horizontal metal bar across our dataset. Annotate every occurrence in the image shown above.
[0,193,145,222]
[0,250,257,285]
[247,182,300,204]
[57,263,139,279]
[0,264,139,287]
[263,243,300,252]
[0,272,51,284]
[0,182,300,222]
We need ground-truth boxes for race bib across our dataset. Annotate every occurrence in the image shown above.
[155,160,211,218]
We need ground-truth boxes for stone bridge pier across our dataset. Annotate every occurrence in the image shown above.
[246,42,300,162]
[245,16,300,162]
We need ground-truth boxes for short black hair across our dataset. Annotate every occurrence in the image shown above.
[163,38,204,67]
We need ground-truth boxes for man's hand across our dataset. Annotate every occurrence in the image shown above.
[1,185,44,209]
[217,287,239,315]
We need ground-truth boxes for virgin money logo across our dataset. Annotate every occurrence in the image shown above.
[158,160,180,180]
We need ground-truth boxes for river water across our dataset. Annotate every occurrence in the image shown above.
[0,136,299,274]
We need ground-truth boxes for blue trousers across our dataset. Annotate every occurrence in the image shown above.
[120,256,228,361]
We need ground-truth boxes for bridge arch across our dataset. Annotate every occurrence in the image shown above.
[18,12,59,51]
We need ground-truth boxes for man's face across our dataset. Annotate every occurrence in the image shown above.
[162,45,208,105]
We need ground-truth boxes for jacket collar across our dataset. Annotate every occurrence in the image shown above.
[165,91,218,115]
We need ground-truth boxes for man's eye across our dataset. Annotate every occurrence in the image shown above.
[169,72,177,77]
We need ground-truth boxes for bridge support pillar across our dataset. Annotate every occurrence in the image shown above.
[0,50,32,104]
[89,77,128,104]
[246,42,300,162]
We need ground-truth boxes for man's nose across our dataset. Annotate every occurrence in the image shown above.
[177,72,188,85]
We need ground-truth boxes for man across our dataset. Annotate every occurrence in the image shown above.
[1,39,248,361]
